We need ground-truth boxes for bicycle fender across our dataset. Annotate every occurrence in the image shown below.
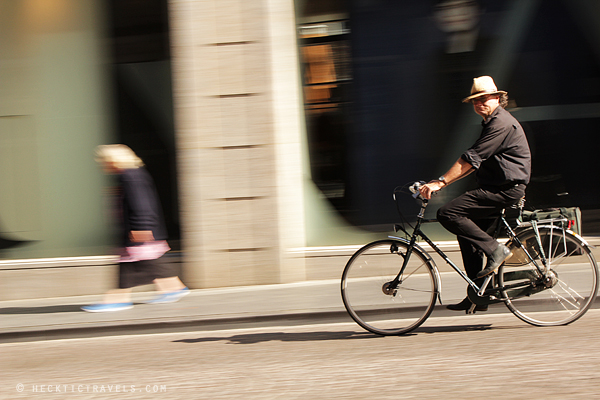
[387,236,434,261]
[566,229,594,248]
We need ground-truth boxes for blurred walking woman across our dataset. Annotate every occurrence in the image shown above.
[82,144,188,312]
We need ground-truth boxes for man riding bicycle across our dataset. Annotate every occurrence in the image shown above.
[419,76,531,312]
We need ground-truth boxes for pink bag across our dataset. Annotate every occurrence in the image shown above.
[120,240,170,262]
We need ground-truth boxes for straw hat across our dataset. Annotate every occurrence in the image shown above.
[462,76,507,103]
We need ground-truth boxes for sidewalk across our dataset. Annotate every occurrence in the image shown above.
[4,236,599,343]
[0,280,350,343]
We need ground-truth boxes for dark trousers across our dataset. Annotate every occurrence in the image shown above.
[118,256,174,289]
[437,184,526,279]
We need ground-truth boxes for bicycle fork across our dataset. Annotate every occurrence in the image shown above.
[389,203,428,287]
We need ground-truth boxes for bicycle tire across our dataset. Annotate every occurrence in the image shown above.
[499,227,599,326]
[341,239,439,335]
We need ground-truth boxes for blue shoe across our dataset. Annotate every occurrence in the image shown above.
[81,302,133,312]
[145,287,190,304]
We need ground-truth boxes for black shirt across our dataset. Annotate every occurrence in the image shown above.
[461,106,531,187]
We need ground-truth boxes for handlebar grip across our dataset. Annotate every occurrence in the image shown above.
[409,181,425,199]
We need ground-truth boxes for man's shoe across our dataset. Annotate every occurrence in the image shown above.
[477,244,512,278]
[144,287,190,304]
[446,297,488,313]
[81,302,133,313]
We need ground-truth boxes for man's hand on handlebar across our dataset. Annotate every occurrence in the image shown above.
[419,180,445,200]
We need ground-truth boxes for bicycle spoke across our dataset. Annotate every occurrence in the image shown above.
[556,279,585,302]
[398,259,429,282]
[549,289,581,313]
[396,286,435,294]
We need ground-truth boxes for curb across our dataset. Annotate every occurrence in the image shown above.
[0,309,351,344]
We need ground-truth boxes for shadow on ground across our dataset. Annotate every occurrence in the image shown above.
[172,323,496,344]
[173,330,379,344]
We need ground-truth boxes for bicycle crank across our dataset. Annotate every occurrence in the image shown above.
[467,286,504,306]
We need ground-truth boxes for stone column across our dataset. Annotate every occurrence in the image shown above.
[168,0,306,288]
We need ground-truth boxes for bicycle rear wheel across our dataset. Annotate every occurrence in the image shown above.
[341,239,439,335]
[499,227,599,326]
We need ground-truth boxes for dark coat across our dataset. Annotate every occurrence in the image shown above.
[118,167,167,247]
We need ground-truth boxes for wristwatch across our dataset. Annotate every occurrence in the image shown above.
[438,176,447,186]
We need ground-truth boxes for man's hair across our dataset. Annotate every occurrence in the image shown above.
[499,93,508,108]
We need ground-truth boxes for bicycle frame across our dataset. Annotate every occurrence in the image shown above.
[389,197,551,301]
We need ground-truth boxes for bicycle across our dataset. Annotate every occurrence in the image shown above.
[341,182,599,335]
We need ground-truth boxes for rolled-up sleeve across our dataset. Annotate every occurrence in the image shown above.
[461,149,482,169]
[462,120,508,168]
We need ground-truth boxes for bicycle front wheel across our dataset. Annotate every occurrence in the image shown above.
[499,227,599,326]
[341,239,439,335]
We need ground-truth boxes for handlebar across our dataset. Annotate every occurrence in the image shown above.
[393,180,435,204]
[392,181,433,232]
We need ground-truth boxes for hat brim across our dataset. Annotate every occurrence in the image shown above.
[462,90,507,103]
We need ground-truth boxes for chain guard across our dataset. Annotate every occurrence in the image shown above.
[501,269,557,300]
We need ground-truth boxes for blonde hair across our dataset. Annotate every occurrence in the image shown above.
[95,144,145,170]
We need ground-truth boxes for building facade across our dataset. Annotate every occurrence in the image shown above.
[1,0,600,300]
